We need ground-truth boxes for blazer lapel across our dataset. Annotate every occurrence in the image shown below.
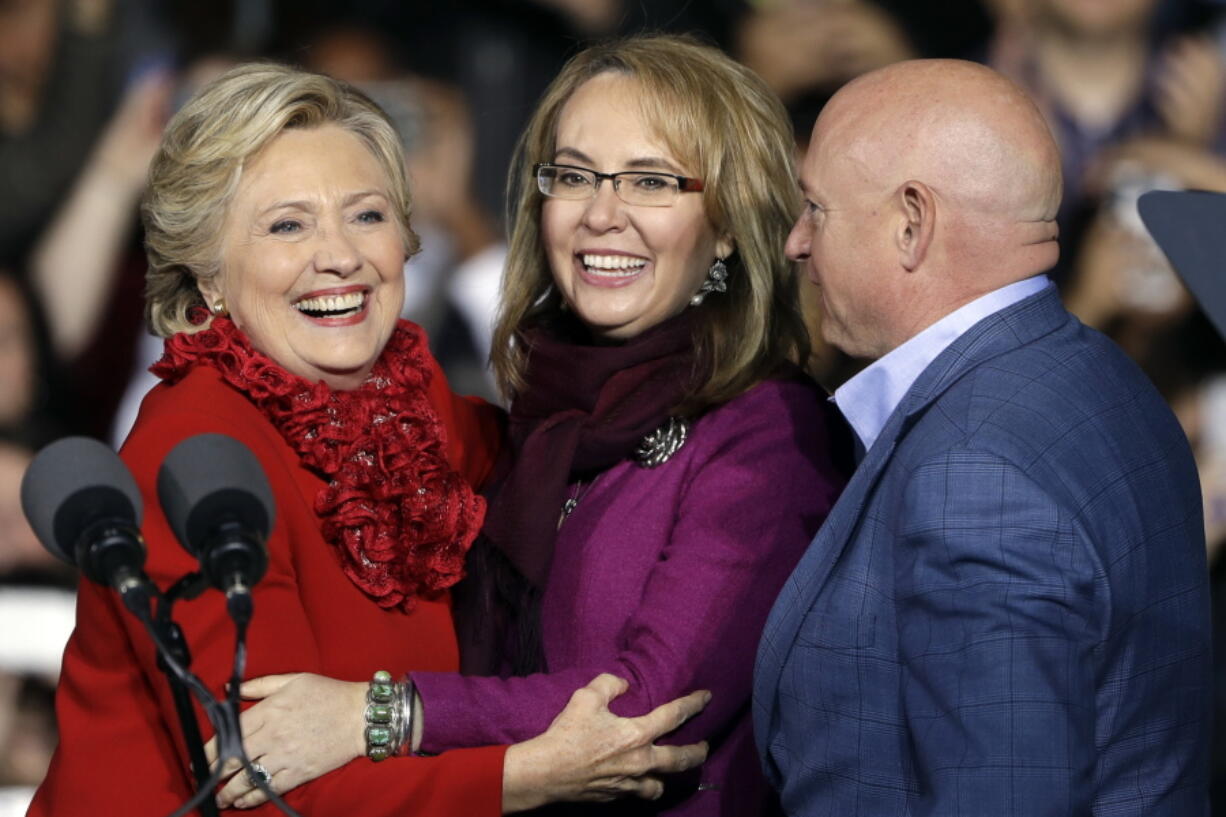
[754,397,908,748]
[755,287,1073,746]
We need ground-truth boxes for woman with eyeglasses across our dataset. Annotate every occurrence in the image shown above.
[217,35,851,815]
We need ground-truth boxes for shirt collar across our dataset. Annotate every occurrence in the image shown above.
[833,275,1051,456]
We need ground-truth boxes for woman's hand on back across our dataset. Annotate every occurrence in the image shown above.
[203,671,708,812]
[501,673,709,813]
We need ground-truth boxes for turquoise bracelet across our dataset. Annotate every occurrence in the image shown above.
[364,670,398,761]
[364,670,417,761]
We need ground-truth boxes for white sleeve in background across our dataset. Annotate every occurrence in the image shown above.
[447,243,506,366]
[108,330,164,449]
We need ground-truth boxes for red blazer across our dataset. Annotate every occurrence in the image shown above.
[29,352,507,817]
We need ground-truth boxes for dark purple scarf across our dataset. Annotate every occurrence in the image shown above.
[457,311,698,673]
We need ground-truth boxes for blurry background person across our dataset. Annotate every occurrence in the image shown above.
[30,66,173,444]
[984,0,1226,280]
[0,271,74,817]
[0,0,126,263]
[734,0,918,137]
[0,271,68,577]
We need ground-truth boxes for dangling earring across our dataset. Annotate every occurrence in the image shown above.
[690,258,728,306]
[210,298,228,316]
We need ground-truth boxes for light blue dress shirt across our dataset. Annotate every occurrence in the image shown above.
[834,275,1051,456]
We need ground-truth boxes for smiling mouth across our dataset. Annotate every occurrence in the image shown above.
[580,253,647,278]
[294,290,368,319]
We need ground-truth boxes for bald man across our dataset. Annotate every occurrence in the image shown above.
[753,60,1211,816]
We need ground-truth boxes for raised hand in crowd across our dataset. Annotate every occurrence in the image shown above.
[1154,34,1226,147]
[29,68,172,361]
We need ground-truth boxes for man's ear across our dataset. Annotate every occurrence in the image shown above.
[895,180,934,272]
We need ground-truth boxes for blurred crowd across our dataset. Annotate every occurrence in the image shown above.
[2,0,1226,812]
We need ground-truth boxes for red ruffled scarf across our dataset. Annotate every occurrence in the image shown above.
[151,316,484,612]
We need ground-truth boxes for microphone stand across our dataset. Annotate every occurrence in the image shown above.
[154,573,219,817]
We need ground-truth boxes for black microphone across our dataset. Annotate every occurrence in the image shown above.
[157,433,274,617]
[20,437,153,612]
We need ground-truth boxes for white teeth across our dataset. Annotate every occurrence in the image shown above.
[294,291,366,315]
[581,254,647,274]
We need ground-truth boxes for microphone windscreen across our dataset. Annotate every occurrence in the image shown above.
[20,437,143,565]
[157,433,275,557]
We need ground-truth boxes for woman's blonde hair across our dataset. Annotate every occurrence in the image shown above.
[142,62,418,337]
[492,34,808,412]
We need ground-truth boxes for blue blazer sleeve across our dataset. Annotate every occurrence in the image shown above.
[896,448,1104,816]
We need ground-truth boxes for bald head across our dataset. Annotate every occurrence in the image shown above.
[788,60,1063,358]
[822,59,1061,233]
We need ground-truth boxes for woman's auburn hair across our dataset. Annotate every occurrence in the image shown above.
[141,62,418,338]
[492,34,809,414]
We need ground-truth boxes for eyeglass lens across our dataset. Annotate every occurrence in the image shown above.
[537,165,682,206]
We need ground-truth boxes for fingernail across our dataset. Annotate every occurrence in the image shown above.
[702,691,712,704]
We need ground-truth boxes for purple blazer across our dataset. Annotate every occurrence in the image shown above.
[413,377,848,815]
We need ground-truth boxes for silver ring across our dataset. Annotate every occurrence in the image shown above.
[245,762,272,788]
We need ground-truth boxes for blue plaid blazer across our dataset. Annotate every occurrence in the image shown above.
[753,287,1211,816]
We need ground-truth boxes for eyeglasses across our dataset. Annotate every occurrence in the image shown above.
[534,162,704,207]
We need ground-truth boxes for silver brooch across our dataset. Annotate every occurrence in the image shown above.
[634,416,690,468]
